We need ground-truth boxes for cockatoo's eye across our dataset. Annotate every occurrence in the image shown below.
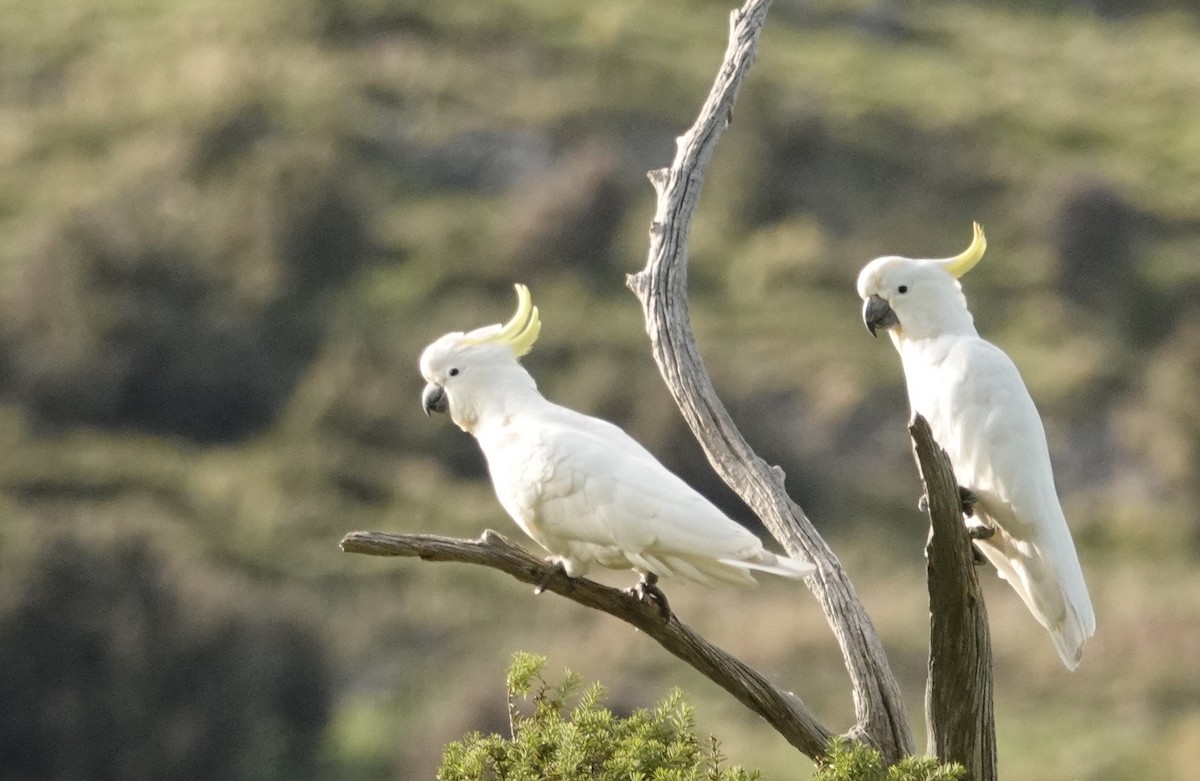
[897,285,909,294]
[448,367,460,377]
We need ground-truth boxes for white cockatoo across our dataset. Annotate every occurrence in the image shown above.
[857,223,1095,670]
[419,284,815,614]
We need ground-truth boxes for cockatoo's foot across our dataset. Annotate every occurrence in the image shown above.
[918,486,979,517]
[958,486,979,517]
[533,561,570,595]
[966,523,992,566]
[627,572,671,621]
[966,523,994,541]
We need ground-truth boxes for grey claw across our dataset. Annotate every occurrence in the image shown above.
[967,524,994,541]
[627,572,671,621]
[920,488,978,517]
[534,561,569,595]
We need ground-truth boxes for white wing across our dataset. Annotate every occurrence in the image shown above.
[906,335,1095,669]
[478,400,814,587]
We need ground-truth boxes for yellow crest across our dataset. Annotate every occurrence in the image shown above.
[462,284,542,357]
[935,221,987,278]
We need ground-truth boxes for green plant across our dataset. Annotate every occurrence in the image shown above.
[437,652,760,781]
[810,738,964,781]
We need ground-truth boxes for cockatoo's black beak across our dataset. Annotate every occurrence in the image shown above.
[422,382,448,416]
[862,294,899,337]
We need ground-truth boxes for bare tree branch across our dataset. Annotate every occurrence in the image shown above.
[339,1,863,769]
[625,0,913,763]
[340,529,835,758]
[909,415,997,781]
[344,1,1001,774]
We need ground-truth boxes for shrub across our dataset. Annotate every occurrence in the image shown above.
[438,652,760,781]
[811,738,964,781]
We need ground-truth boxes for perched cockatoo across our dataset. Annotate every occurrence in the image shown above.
[420,284,815,615]
[857,223,1095,670]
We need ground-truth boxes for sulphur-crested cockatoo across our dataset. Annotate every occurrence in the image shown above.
[420,285,814,614]
[857,224,1095,670]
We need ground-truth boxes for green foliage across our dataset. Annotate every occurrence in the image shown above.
[439,659,968,781]
[0,536,332,781]
[438,652,760,781]
[810,738,964,781]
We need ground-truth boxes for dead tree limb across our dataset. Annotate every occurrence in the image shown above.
[909,415,997,780]
[341,0,857,766]
[625,0,913,763]
[342,0,1006,772]
[340,529,835,758]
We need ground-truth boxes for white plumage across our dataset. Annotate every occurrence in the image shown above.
[857,224,1095,670]
[419,285,815,597]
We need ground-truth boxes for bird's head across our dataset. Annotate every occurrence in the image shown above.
[856,222,987,344]
[419,284,542,430]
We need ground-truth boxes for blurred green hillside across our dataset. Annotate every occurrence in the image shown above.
[1,0,1199,778]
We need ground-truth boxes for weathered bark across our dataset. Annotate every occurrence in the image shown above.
[625,0,913,763]
[909,415,997,780]
[341,529,835,758]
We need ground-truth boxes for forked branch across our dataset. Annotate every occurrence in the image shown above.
[626,0,912,762]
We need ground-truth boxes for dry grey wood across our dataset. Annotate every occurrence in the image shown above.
[625,0,914,763]
[340,529,835,757]
[341,0,1006,772]
[909,415,997,780]
[339,0,855,768]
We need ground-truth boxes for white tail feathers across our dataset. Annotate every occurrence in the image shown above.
[978,539,1095,671]
[633,549,816,589]
[721,550,817,580]
[629,552,756,588]
[1049,600,1096,672]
